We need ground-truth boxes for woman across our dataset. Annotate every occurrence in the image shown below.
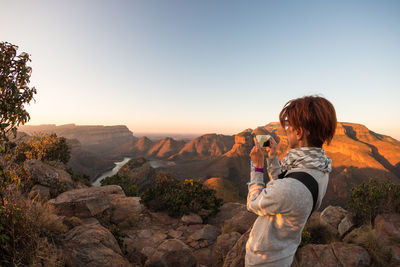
[246,95,337,266]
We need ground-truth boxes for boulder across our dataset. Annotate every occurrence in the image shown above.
[222,228,250,267]
[62,223,130,267]
[124,229,168,262]
[374,213,400,240]
[167,229,183,239]
[149,211,180,226]
[48,185,125,223]
[188,224,221,249]
[110,196,144,224]
[24,160,74,196]
[181,213,203,225]
[212,232,241,267]
[208,202,246,227]
[189,224,221,242]
[338,213,356,237]
[193,247,213,267]
[222,210,257,234]
[145,239,196,267]
[391,246,400,265]
[296,242,371,267]
[320,205,348,234]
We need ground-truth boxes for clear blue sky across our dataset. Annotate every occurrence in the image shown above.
[1,0,400,139]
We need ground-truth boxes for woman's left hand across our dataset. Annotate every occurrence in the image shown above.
[250,137,264,168]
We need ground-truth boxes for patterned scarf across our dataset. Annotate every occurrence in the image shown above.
[280,147,332,173]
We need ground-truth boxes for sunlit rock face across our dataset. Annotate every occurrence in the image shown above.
[170,134,235,160]
[147,137,185,159]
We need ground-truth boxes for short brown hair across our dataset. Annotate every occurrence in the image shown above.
[279,95,337,147]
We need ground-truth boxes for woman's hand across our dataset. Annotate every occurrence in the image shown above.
[250,137,264,168]
[266,136,278,159]
[250,136,278,169]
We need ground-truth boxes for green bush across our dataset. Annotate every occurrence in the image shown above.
[300,230,311,247]
[66,168,91,187]
[346,178,400,225]
[15,133,70,164]
[109,224,127,248]
[100,174,137,197]
[140,173,223,217]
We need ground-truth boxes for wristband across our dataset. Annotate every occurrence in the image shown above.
[255,167,264,173]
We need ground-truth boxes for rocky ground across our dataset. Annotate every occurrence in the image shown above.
[28,160,400,267]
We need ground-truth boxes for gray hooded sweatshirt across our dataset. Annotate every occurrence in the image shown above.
[245,151,330,267]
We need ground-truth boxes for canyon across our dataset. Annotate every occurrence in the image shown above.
[18,122,400,208]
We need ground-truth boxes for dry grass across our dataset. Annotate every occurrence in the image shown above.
[0,189,66,266]
[303,217,339,244]
[346,225,392,267]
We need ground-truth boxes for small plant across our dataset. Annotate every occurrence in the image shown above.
[101,174,137,196]
[300,230,311,247]
[66,168,91,187]
[300,219,337,246]
[109,224,127,248]
[346,178,400,225]
[140,173,223,217]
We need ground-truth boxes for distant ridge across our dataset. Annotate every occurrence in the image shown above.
[18,122,400,209]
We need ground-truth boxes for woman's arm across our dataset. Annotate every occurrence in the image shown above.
[266,156,281,180]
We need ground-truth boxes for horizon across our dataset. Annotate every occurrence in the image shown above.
[2,0,400,140]
[19,120,400,141]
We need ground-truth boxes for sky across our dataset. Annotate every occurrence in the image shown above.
[1,0,400,139]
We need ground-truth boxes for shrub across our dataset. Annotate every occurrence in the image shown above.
[346,178,400,225]
[109,224,127,249]
[66,168,91,187]
[0,189,65,266]
[101,174,137,197]
[15,133,70,164]
[140,173,223,217]
[300,217,337,246]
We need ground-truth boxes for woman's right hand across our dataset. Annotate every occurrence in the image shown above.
[266,136,278,159]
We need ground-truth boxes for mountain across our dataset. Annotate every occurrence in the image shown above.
[18,124,136,158]
[147,137,186,158]
[134,136,154,154]
[169,134,235,160]
[157,122,400,209]
[19,122,400,209]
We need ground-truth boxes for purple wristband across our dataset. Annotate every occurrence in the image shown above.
[255,167,264,173]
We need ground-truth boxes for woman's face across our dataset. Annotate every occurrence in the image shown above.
[284,121,301,149]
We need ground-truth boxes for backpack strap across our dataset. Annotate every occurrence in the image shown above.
[278,171,319,217]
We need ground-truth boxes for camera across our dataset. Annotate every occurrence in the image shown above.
[256,134,271,147]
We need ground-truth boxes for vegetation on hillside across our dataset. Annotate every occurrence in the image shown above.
[15,133,70,164]
[140,173,223,217]
[346,178,400,225]
[101,174,138,197]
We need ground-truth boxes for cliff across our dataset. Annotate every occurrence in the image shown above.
[170,134,235,160]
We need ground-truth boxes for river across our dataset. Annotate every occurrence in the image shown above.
[92,157,174,186]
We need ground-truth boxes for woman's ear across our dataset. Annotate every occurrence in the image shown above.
[295,128,304,141]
